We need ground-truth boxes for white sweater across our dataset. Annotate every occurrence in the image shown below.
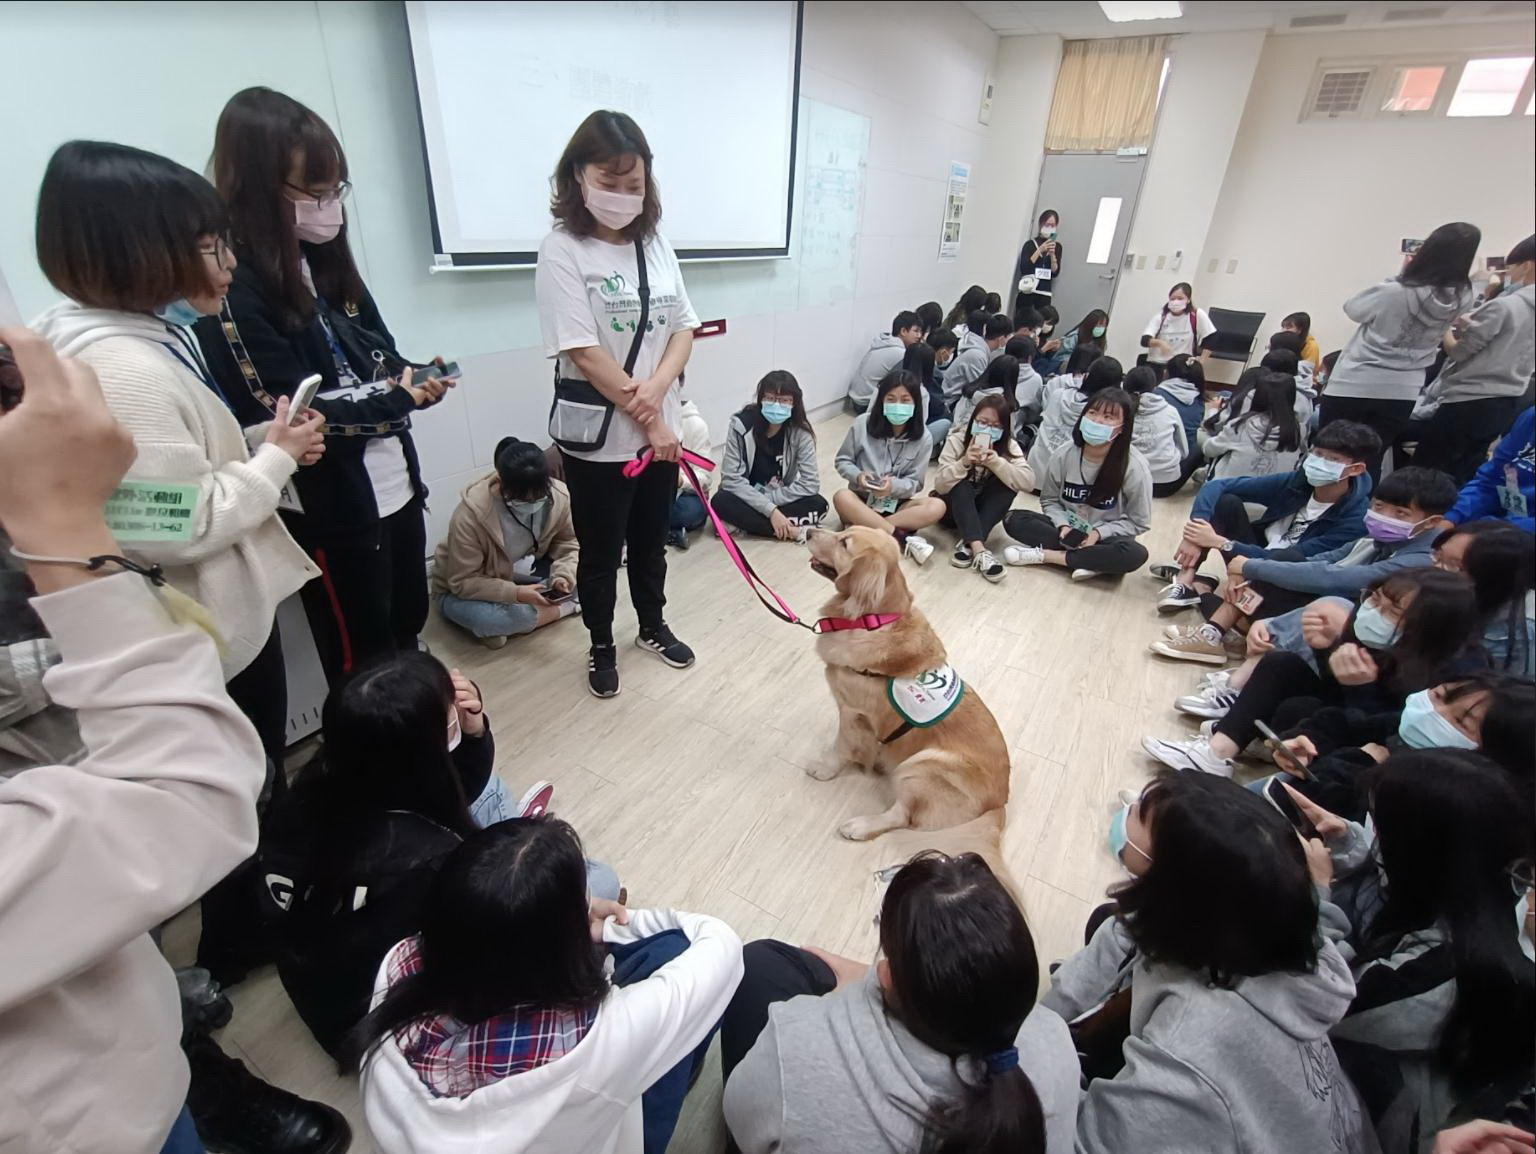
[34,303,317,677]
[362,908,744,1154]
[0,574,264,1154]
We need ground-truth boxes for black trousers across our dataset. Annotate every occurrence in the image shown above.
[1215,650,1331,750]
[710,490,828,538]
[224,622,288,770]
[1402,396,1521,486]
[1004,509,1149,574]
[941,476,1017,545]
[1198,574,1316,623]
[720,940,836,1083]
[562,452,676,645]
[284,497,428,684]
[1318,395,1416,485]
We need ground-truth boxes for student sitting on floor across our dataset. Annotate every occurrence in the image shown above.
[1006,335,1044,433]
[1293,752,1534,1154]
[934,394,1035,583]
[1443,405,1534,534]
[1203,368,1305,482]
[1151,466,1459,664]
[1004,387,1152,581]
[1124,365,1189,498]
[941,310,994,412]
[1282,311,1322,370]
[1153,419,1378,614]
[1027,350,1119,479]
[721,852,1079,1154]
[667,392,714,550]
[1014,305,1044,343]
[1261,339,1317,429]
[1048,772,1377,1154]
[260,653,621,1058]
[1143,567,1481,777]
[714,369,827,541]
[1039,308,1109,379]
[848,310,923,414]
[915,300,943,337]
[833,370,946,565]
[925,326,960,420]
[1031,305,1062,378]
[347,817,742,1154]
[1155,354,1208,491]
[433,438,582,650]
[951,353,1021,435]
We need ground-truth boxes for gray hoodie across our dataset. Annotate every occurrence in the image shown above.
[722,969,1080,1154]
[1427,283,1536,404]
[1044,909,1380,1154]
[943,329,990,403]
[1028,374,1087,479]
[1039,442,1153,539]
[1327,279,1475,402]
[1203,410,1303,481]
[834,412,932,500]
[1130,390,1189,484]
[847,333,907,408]
[719,411,821,517]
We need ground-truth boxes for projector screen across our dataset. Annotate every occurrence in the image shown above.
[403,0,803,268]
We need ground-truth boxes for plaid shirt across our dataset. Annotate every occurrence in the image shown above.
[387,936,599,1099]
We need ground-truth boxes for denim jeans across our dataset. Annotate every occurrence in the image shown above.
[610,930,718,1154]
[439,592,540,639]
[672,490,708,531]
[158,1108,204,1154]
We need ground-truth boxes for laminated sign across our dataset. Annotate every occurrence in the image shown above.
[105,481,200,543]
[888,664,965,727]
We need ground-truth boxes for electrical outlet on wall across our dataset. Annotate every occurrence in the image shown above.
[1207,258,1219,274]
[1136,255,1147,270]
[1155,255,1166,270]
[1171,249,1183,271]
[1226,259,1239,274]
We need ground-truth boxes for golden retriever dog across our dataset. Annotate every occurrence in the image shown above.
[805,525,1010,841]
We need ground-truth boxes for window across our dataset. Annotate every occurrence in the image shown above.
[1447,56,1534,117]
[1309,67,1374,118]
[1381,65,1445,113]
[1085,197,1123,265]
[1045,36,1169,151]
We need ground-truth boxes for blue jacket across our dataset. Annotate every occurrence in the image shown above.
[1240,530,1437,598]
[1446,406,1534,533]
[1192,470,1371,560]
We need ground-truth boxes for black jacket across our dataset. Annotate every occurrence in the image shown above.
[193,258,427,535]
[258,728,495,1056]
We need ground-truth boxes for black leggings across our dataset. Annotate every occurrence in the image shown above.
[561,451,677,646]
[1215,650,1333,749]
[710,490,828,538]
[720,940,836,1082]
[941,476,1018,545]
[1318,395,1416,485]
[1198,573,1314,622]
[1004,509,1149,574]
[1402,396,1522,486]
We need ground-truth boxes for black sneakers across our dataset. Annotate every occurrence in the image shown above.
[635,623,696,669]
[588,645,620,698]
[185,1034,351,1154]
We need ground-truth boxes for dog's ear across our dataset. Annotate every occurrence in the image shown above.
[837,547,888,613]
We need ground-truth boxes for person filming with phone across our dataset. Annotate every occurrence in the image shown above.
[433,437,581,649]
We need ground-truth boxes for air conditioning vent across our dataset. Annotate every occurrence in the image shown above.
[1383,6,1448,20]
[1290,12,1348,27]
[1311,68,1373,116]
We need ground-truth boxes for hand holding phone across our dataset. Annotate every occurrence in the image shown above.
[539,585,575,604]
[288,374,323,425]
[1265,776,1319,839]
[1255,719,1311,779]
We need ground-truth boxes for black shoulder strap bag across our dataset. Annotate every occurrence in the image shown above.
[548,236,650,454]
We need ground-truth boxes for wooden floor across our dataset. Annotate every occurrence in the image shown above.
[164,410,1210,1153]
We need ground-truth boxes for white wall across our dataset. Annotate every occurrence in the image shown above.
[1106,30,1266,370]
[1199,20,1536,360]
[0,0,1005,545]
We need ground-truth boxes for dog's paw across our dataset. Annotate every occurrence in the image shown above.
[805,761,843,782]
[837,815,879,841]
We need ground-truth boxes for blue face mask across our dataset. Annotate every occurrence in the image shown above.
[1108,805,1152,869]
[1351,602,1401,649]
[155,298,203,328]
[883,401,915,425]
[1080,416,1117,446]
[1398,689,1478,750]
[970,421,1001,443]
[1302,452,1348,487]
[760,401,792,425]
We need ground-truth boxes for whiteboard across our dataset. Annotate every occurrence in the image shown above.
[404,0,803,268]
[795,99,869,311]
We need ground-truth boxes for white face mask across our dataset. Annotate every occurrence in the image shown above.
[1167,299,1188,314]
[582,171,643,231]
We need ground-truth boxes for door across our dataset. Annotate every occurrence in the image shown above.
[1027,154,1147,329]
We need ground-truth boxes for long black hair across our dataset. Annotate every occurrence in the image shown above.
[1077,356,1125,399]
[745,368,814,440]
[944,285,988,331]
[867,369,925,440]
[340,817,609,1073]
[1163,353,1206,390]
[964,393,1017,456]
[1356,568,1480,695]
[1439,673,1536,805]
[1359,750,1534,1087]
[1226,367,1302,453]
[1063,342,1103,377]
[1400,222,1480,290]
[1438,520,1536,672]
[967,353,1020,406]
[902,342,937,402]
[880,853,1045,1154]
[1115,771,1320,983]
[1070,309,1109,349]
[1282,311,1312,343]
[1072,386,1137,506]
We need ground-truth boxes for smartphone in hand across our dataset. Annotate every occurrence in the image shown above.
[1255,719,1310,779]
[539,585,574,604]
[1265,776,1319,839]
[1060,527,1089,548]
[288,374,323,425]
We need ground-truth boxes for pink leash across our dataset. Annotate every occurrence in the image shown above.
[624,447,900,635]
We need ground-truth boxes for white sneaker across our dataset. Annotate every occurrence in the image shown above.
[1069,568,1099,582]
[1141,734,1234,777]
[974,550,1006,583]
[1175,671,1238,719]
[1003,544,1046,567]
[903,534,934,565]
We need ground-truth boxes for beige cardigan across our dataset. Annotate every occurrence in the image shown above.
[33,304,317,677]
[932,426,1035,495]
[432,474,579,600]
[0,574,264,1154]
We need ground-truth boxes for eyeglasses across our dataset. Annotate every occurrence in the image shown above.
[198,236,235,271]
[284,180,352,207]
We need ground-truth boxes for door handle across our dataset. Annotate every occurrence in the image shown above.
[1098,272,1117,280]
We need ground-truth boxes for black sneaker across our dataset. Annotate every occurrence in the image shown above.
[666,527,691,551]
[587,645,620,698]
[636,623,696,668]
[185,1034,351,1154]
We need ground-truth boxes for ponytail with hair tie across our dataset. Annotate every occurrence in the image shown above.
[986,1047,1020,1075]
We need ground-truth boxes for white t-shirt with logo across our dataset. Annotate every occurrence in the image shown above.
[1266,495,1333,548]
[536,227,701,463]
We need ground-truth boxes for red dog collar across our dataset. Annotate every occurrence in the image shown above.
[812,613,903,634]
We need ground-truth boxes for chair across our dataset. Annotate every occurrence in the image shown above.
[1201,307,1267,387]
